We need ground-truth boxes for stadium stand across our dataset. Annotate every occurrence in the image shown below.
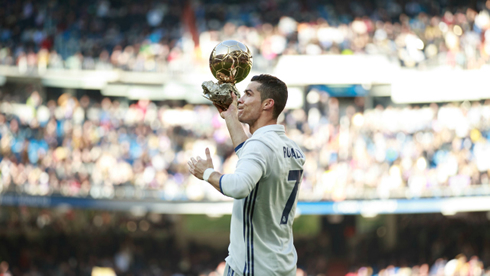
[1,0,490,275]
[2,91,490,201]
[1,208,490,275]
[0,0,489,72]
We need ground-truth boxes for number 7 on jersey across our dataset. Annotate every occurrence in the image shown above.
[280,170,303,225]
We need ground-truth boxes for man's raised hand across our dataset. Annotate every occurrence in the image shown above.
[214,91,238,119]
[188,147,214,180]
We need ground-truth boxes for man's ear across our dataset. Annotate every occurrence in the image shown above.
[263,99,275,111]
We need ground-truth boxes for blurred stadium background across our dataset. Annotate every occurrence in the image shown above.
[1,0,490,275]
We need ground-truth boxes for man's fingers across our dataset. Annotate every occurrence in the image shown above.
[205,148,212,160]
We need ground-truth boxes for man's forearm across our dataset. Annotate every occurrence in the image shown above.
[207,156,264,198]
[225,115,248,149]
[208,171,224,194]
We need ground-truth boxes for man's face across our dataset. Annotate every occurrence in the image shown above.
[237,81,263,124]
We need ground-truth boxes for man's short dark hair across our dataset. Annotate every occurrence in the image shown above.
[250,74,288,119]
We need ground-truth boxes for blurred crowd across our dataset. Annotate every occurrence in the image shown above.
[301,92,490,201]
[1,208,490,276]
[347,256,490,276]
[0,91,235,201]
[1,0,490,73]
[344,213,490,276]
[1,90,490,201]
[0,207,225,276]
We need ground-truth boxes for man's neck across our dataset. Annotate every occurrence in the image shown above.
[249,117,277,134]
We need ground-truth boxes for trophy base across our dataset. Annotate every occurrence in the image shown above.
[201,80,241,111]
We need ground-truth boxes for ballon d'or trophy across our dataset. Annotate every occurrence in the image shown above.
[202,40,253,110]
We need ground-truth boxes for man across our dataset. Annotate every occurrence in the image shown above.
[188,74,306,275]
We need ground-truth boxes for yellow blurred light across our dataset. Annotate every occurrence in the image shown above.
[425,44,438,57]
[485,44,490,55]
[352,113,365,127]
[92,267,116,276]
[470,129,482,142]
[389,165,401,177]
[55,147,67,160]
[416,157,427,171]
[453,25,463,36]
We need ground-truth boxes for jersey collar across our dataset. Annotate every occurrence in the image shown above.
[252,124,285,137]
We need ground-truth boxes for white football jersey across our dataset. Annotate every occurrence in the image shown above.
[220,124,306,276]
